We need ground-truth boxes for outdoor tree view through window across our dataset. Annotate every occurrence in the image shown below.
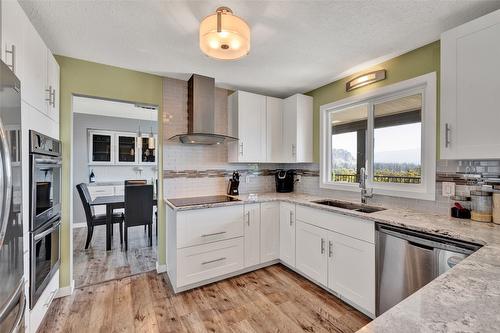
[331,93,422,184]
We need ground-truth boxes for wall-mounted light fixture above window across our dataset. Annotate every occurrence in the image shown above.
[346,69,386,92]
[199,7,250,60]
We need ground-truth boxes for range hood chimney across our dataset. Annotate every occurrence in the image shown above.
[168,74,238,145]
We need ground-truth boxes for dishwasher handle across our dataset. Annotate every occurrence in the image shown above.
[376,223,480,255]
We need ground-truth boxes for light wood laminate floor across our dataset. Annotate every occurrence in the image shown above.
[39,264,371,333]
[73,224,157,288]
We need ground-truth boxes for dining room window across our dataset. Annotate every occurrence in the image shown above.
[320,73,436,200]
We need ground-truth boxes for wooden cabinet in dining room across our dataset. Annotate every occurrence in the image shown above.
[116,132,138,164]
[88,130,115,164]
[244,203,261,268]
[440,9,500,159]
[138,135,157,164]
[228,91,267,163]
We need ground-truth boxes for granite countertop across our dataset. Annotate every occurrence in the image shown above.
[165,192,500,332]
[87,181,124,187]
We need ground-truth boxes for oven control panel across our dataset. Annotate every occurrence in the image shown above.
[29,130,61,156]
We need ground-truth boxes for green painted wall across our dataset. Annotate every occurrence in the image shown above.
[307,41,440,162]
[56,56,164,288]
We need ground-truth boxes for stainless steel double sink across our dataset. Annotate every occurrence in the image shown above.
[311,199,386,214]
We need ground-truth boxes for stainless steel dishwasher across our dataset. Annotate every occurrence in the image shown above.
[376,223,480,316]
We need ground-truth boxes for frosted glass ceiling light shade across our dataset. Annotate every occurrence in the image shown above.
[199,7,250,60]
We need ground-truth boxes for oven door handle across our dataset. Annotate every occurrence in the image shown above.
[34,221,61,241]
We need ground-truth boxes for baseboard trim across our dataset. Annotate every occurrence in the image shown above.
[156,261,167,274]
[55,279,74,298]
[170,259,280,293]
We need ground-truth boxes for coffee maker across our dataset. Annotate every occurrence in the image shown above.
[227,171,240,195]
[275,169,296,193]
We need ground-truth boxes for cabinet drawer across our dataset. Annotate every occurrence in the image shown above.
[177,237,244,287]
[296,205,374,243]
[177,205,244,248]
[88,186,115,199]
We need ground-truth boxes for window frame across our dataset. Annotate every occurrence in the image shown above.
[320,72,436,201]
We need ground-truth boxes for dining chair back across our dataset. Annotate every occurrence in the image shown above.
[124,184,153,249]
[76,183,124,249]
[124,179,147,185]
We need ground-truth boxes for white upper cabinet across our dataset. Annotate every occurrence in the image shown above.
[260,202,280,263]
[1,0,60,121]
[22,21,48,114]
[441,10,500,159]
[46,52,60,122]
[228,91,267,162]
[1,0,26,80]
[283,94,313,163]
[266,96,283,162]
[244,203,261,267]
[228,91,313,163]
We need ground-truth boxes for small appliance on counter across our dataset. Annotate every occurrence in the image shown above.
[275,169,296,193]
[450,195,471,219]
[227,171,240,195]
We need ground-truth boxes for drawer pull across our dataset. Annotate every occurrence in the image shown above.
[202,257,226,265]
[201,231,226,237]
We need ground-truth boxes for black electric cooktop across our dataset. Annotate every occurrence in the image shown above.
[168,195,240,207]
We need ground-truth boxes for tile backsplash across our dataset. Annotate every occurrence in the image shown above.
[162,76,500,214]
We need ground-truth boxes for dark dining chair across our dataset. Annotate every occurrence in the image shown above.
[76,183,124,249]
[124,184,153,250]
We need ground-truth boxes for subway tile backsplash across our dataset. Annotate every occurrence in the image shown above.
[162,76,500,214]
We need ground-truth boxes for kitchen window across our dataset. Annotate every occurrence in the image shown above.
[320,73,436,200]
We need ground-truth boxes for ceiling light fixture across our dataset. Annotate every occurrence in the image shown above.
[199,7,250,60]
[346,69,386,92]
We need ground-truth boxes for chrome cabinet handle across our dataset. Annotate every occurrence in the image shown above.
[5,44,15,73]
[289,211,293,226]
[45,86,52,104]
[246,211,250,226]
[321,238,325,254]
[51,88,56,107]
[292,144,296,156]
[202,257,226,265]
[328,241,333,258]
[445,123,451,148]
[201,231,226,237]
[239,142,244,155]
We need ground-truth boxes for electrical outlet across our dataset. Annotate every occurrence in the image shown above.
[442,182,456,197]
[296,175,302,183]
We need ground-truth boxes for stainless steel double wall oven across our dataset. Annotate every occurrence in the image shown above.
[29,130,61,308]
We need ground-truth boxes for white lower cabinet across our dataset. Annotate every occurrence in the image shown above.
[244,203,261,267]
[260,202,280,262]
[279,202,296,267]
[328,231,375,314]
[168,201,375,316]
[177,237,244,287]
[296,221,328,285]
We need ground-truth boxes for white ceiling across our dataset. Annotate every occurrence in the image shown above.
[19,0,500,98]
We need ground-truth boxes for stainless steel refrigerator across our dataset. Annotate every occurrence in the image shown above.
[0,60,25,332]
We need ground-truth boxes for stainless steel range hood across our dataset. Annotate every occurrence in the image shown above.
[168,74,238,145]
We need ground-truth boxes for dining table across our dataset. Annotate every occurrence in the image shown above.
[90,195,158,251]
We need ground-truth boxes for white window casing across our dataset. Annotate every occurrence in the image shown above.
[319,72,437,201]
